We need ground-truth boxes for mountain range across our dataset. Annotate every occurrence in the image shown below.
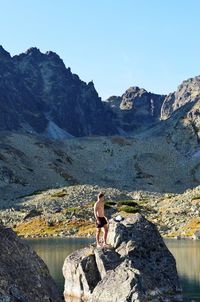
[0,45,199,143]
[0,46,200,199]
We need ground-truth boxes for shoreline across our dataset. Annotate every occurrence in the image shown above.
[19,231,197,241]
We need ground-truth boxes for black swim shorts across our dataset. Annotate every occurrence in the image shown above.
[96,216,107,228]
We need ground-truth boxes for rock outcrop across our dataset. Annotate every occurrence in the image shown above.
[0,222,63,302]
[150,76,200,155]
[161,76,200,120]
[105,87,165,132]
[62,214,182,302]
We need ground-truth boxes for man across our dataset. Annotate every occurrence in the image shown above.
[94,192,109,247]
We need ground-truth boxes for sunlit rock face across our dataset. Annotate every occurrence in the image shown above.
[105,86,165,132]
[159,76,200,155]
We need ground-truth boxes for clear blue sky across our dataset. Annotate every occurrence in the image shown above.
[0,0,200,99]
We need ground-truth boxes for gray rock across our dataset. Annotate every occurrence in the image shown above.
[63,214,182,302]
[62,246,101,301]
[0,222,63,302]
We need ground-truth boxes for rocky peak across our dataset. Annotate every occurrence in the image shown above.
[120,86,164,110]
[161,76,200,120]
[0,45,11,60]
[105,86,165,132]
[45,50,66,66]
[25,47,41,55]
[23,47,46,62]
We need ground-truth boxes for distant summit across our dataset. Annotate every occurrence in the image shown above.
[105,86,165,132]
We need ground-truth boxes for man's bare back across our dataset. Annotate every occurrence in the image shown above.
[94,192,109,247]
[94,200,105,219]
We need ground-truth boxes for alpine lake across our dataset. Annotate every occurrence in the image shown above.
[24,237,200,302]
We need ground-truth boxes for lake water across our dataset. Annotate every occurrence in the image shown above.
[25,238,200,302]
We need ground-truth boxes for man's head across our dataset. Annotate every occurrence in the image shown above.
[98,192,104,201]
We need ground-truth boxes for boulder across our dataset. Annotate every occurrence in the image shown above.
[62,214,182,302]
[0,223,63,302]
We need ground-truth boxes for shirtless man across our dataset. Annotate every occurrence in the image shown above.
[94,192,109,247]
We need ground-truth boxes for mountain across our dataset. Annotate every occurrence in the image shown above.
[1,46,200,142]
[0,46,117,138]
[150,75,200,155]
[104,87,165,132]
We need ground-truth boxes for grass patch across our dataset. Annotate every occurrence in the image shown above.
[182,218,200,236]
[65,207,77,213]
[117,200,138,207]
[13,217,95,237]
[104,201,117,209]
[117,200,140,213]
[51,191,67,198]
[77,224,96,236]
[119,205,139,213]
[105,201,117,206]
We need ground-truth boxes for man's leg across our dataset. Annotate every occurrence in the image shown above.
[96,227,101,247]
[102,224,108,246]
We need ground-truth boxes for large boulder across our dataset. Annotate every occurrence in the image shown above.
[0,223,63,302]
[62,214,182,302]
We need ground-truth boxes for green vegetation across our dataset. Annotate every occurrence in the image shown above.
[117,200,138,207]
[13,216,96,238]
[51,190,67,198]
[116,200,140,213]
[104,201,117,209]
[65,207,77,213]
[118,205,139,213]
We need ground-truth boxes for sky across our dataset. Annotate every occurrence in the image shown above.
[0,0,200,100]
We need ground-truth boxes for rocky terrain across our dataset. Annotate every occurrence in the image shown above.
[0,181,200,240]
[0,222,63,301]
[0,130,199,202]
[63,214,182,302]
[0,129,200,239]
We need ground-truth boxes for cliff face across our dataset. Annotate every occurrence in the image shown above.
[0,222,63,302]
[105,87,165,132]
[156,76,200,155]
[161,76,200,120]
[0,46,117,138]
